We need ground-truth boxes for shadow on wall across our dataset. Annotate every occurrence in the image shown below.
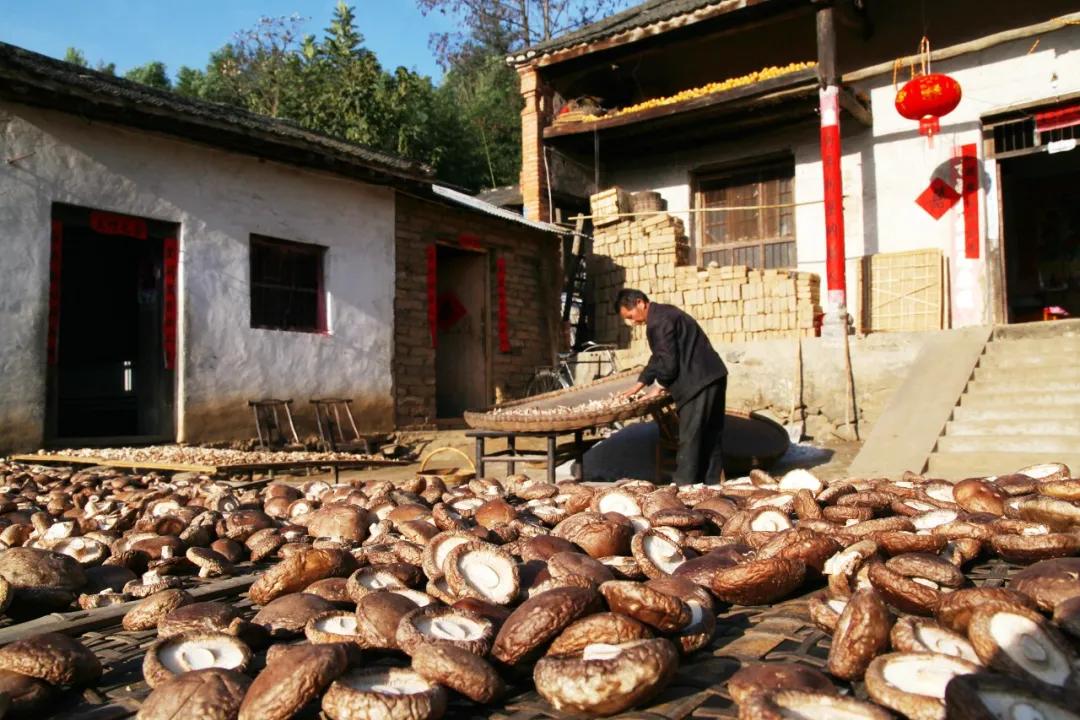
[588,254,630,348]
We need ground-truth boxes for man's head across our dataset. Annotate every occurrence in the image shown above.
[615,289,650,326]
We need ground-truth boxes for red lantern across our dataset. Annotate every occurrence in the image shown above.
[895,74,962,136]
[893,38,962,137]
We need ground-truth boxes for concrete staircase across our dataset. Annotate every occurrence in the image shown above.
[926,320,1080,478]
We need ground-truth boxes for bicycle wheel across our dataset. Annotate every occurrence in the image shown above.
[526,370,566,397]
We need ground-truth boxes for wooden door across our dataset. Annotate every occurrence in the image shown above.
[436,248,489,418]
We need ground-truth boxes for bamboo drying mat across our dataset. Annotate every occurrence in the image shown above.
[26,558,1021,719]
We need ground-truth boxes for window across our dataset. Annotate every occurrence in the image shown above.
[693,158,796,269]
[250,235,326,332]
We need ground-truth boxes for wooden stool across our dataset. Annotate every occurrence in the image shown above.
[310,398,372,453]
[248,399,301,450]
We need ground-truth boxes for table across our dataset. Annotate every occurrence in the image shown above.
[466,429,588,483]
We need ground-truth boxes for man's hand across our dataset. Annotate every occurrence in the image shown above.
[642,385,664,399]
[620,382,645,400]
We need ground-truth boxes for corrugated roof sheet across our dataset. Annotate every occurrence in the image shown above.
[432,185,570,235]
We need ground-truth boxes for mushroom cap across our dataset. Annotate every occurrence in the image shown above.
[354,591,419,649]
[0,632,101,687]
[396,605,495,657]
[305,503,371,543]
[305,610,366,647]
[953,479,1006,515]
[238,643,348,720]
[0,547,86,608]
[727,663,836,705]
[1036,477,1080,502]
[1009,558,1080,611]
[890,617,981,664]
[591,489,643,517]
[598,580,691,632]
[303,577,353,606]
[519,535,578,563]
[251,592,335,639]
[630,529,688,578]
[737,689,892,720]
[411,643,504,704]
[554,514,632,559]
[1052,594,1080,641]
[187,547,233,577]
[935,587,1036,634]
[710,557,806,606]
[346,563,421,600]
[52,536,109,567]
[158,601,242,639]
[0,669,54,716]
[492,586,599,665]
[547,551,614,585]
[991,533,1080,564]
[137,668,251,720]
[444,542,519,606]
[599,555,646,580]
[865,651,981,720]
[873,531,947,556]
[1013,496,1080,530]
[827,588,892,681]
[885,552,965,588]
[451,597,511,630]
[122,588,193,631]
[967,604,1080,692]
[143,632,251,689]
[547,612,653,656]
[944,671,1078,720]
[867,561,941,616]
[1017,463,1071,483]
[757,528,840,573]
[321,667,447,720]
[421,531,476,579]
[808,593,848,634]
[534,638,678,716]
[248,548,354,606]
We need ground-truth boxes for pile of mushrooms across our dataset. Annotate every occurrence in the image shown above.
[487,391,648,420]
[0,459,1077,719]
[36,445,378,466]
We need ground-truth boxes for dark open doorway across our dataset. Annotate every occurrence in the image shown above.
[435,246,490,420]
[999,150,1080,323]
[47,204,177,444]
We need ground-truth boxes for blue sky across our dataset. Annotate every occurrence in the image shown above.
[0,1,459,81]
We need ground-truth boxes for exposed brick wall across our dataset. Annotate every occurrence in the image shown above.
[393,192,561,429]
[518,64,552,223]
[588,187,822,354]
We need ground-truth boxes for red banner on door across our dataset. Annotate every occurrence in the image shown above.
[960,144,980,259]
[1035,104,1080,132]
[47,220,63,365]
[162,237,178,369]
[916,177,961,219]
[426,245,438,349]
[496,258,510,353]
[90,210,148,240]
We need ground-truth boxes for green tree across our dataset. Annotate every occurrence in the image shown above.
[124,61,171,89]
[63,47,88,67]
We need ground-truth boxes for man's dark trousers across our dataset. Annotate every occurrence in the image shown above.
[673,377,727,485]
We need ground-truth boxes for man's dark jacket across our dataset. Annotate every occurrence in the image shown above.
[637,303,727,407]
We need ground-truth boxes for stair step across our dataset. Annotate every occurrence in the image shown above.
[952,404,1080,422]
[984,338,1080,356]
[965,378,1080,395]
[977,353,1079,371]
[973,365,1080,383]
[926,451,1080,479]
[946,418,1080,436]
[959,391,1080,408]
[937,434,1080,454]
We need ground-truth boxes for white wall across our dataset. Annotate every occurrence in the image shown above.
[0,102,397,451]
[602,23,1080,328]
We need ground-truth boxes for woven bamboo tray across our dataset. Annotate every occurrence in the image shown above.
[465,369,673,433]
[29,558,1022,719]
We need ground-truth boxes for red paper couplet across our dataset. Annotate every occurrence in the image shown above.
[1035,103,1080,132]
[162,237,179,370]
[90,210,148,240]
[47,220,63,365]
[458,233,483,250]
[960,144,980,259]
[426,245,438,349]
[820,122,846,299]
[496,258,510,353]
[915,177,961,219]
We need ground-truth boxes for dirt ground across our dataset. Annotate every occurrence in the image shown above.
[310,426,863,487]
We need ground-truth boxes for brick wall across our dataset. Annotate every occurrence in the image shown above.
[518,64,551,223]
[588,187,822,352]
[394,192,561,429]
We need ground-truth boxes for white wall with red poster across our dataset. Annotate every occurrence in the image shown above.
[0,101,397,451]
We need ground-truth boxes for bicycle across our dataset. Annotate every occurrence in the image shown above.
[525,342,621,397]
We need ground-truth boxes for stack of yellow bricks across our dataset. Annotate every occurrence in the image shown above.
[589,187,821,346]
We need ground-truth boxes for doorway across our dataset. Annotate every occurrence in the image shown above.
[47,205,177,444]
[998,148,1080,322]
[435,246,490,419]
